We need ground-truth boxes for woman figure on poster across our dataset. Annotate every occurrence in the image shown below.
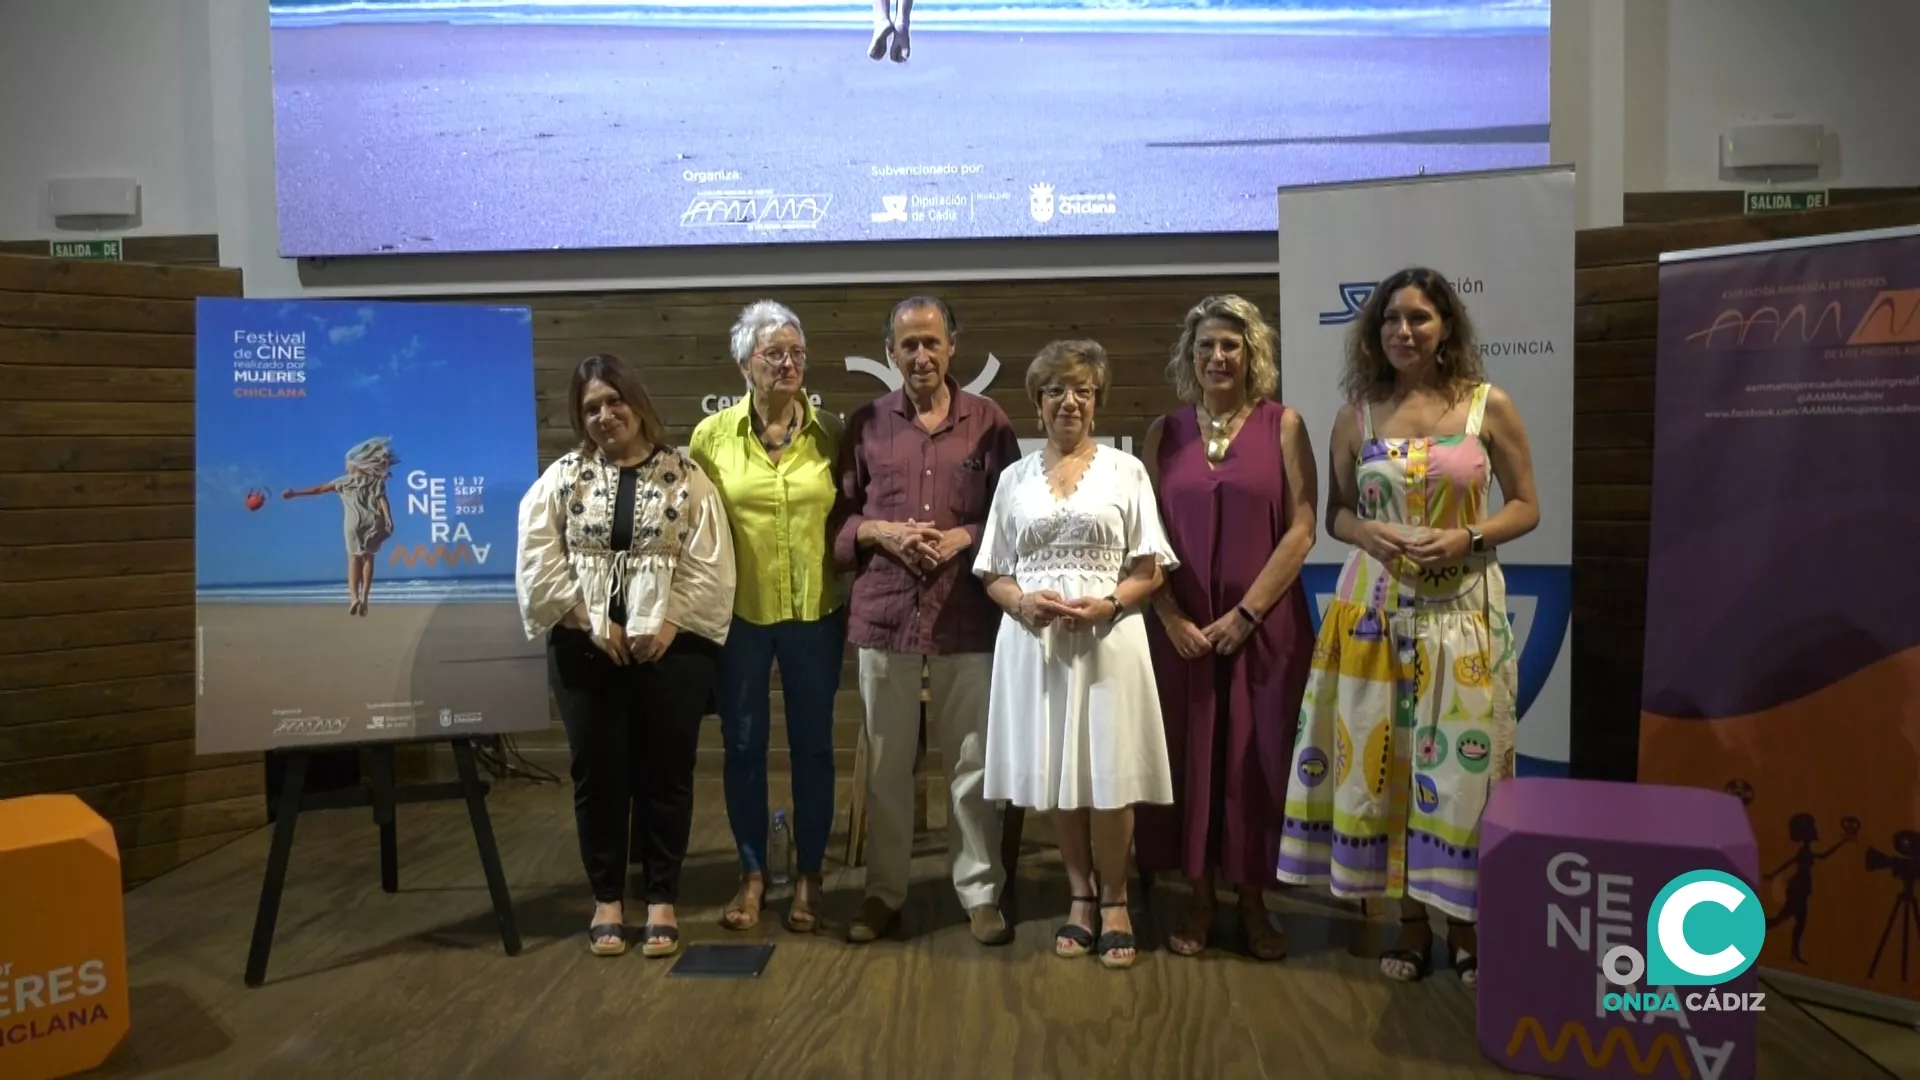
[1139,295,1317,962]
[516,354,737,959]
[282,435,398,616]
[1764,812,1856,963]
[1276,267,1540,987]
[869,0,913,62]
[690,300,847,936]
[974,339,1179,971]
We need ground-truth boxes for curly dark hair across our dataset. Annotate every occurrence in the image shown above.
[1338,267,1485,405]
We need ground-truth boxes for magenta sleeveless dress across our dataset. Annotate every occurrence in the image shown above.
[1140,400,1315,885]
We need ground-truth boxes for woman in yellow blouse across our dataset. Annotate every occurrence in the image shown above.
[690,300,847,935]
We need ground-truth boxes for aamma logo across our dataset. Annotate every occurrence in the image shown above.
[1601,870,1767,1014]
[389,543,489,567]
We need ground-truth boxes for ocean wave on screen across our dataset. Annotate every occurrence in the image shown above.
[198,577,518,604]
[269,0,1549,34]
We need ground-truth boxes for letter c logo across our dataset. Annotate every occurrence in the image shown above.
[1645,870,1766,986]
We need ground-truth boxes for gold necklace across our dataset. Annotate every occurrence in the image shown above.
[1198,402,1246,463]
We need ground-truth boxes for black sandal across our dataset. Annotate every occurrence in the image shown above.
[1447,918,1479,987]
[1379,914,1431,982]
[589,922,628,957]
[639,924,681,958]
[1095,899,1138,970]
[1055,894,1096,958]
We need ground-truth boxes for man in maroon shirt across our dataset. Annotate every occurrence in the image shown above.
[834,296,1025,945]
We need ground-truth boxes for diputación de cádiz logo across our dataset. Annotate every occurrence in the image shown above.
[1600,870,1769,1015]
[1318,282,1378,325]
[1316,276,1489,326]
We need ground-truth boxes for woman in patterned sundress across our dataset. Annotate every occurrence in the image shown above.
[1275,267,1541,987]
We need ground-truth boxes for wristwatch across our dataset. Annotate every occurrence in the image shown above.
[1468,527,1486,554]
[1104,594,1124,624]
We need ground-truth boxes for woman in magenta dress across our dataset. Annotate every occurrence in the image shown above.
[1141,295,1318,961]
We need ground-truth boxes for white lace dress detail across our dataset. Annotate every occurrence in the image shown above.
[971,445,1180,811]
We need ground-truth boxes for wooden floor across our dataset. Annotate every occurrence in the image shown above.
[97,779,1905,1080]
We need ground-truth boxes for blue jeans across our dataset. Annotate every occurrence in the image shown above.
[718,608,845,877]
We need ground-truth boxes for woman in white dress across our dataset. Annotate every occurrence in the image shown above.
[973,339,1179,970]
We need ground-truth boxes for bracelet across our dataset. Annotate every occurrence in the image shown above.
[1234,604,1259,626]
[1104,594,1124,623]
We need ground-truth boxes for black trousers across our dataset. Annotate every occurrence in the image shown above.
[548,626,719,906]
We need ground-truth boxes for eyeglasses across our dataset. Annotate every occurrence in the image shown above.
[1042,385,1096,403]
[755,347,807,368]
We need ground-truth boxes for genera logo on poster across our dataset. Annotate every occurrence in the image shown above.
[0,957,113,1048]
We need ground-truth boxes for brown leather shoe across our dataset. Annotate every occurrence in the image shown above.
[847,897,899,944]
[969,904,1013,946]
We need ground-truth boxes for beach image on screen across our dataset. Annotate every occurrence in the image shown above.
[268,0,1550,257]
[193,298,550,754]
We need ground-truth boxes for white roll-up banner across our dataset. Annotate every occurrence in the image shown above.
[1277,165,1575,776]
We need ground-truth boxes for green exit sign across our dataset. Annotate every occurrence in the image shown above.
[1744,190,1828,214]
[48,238,123,261]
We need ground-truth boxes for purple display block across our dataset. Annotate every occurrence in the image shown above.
[1477,778,1761,1080]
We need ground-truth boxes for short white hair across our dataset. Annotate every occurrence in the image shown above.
[729,300,805,364]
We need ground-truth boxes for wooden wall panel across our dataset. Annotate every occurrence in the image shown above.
[0,251,262,889]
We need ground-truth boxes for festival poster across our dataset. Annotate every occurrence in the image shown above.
[1640,227,1920,1001]
[194,298,550,754]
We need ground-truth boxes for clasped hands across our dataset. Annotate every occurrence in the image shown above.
[1356,522,1471,569]
[1159,602,1254,659]
[877,519,970,574]
[1012,590,1114,633]
[564,605,675,665]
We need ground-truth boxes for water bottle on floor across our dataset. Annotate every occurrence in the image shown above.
[768,809,792,887]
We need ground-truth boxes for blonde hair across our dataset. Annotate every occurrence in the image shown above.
[1164,294,1279,404]
[1025,339,1111,410]
[1339,267,1485,404]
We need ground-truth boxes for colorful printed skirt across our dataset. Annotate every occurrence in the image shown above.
[1275,569,1517,922]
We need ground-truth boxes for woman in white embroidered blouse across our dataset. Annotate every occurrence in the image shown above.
[516,353,736,960]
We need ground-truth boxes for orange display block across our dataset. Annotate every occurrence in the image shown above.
[0,795,131,1079]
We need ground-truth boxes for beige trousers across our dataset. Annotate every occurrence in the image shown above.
[856,649,1003,909]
